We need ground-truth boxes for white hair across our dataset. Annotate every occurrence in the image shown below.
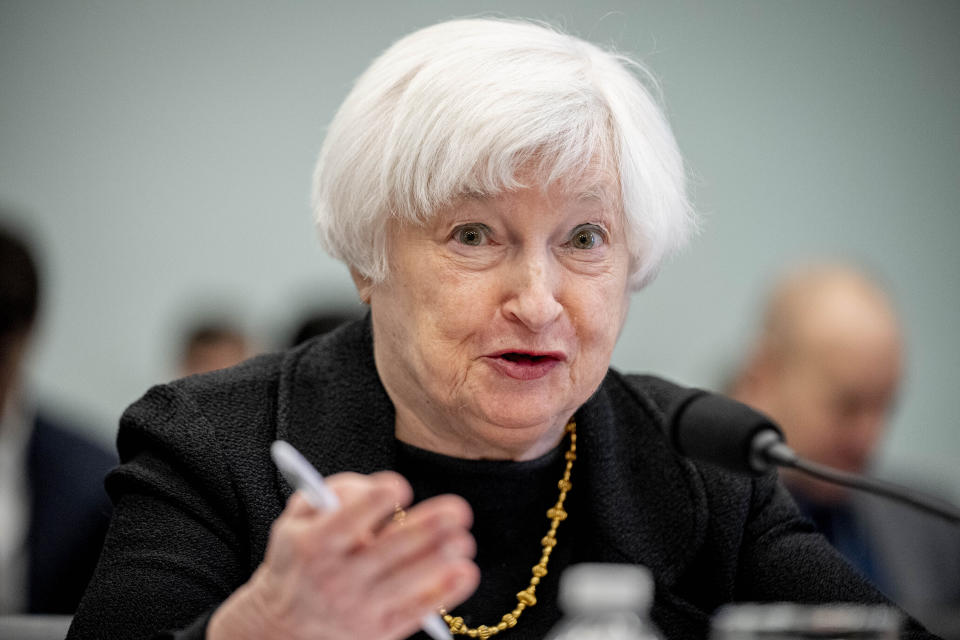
[313,18,694,289]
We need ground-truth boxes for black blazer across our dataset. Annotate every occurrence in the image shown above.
[26,414,114,613]
[67,318,935,639]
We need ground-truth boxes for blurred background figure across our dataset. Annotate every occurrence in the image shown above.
[0,221,114,614]
[177,320,253,377]
[729,263,960,634]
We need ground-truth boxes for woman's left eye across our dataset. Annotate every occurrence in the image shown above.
[452,223,490,246]
[568,225,605,250]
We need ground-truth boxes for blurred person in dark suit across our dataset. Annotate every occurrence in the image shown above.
[730,263,960,634]
[0,221,115,614]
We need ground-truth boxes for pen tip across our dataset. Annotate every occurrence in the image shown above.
[421,613,453,640]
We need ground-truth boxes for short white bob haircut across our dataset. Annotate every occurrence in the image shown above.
[313,18,694,290]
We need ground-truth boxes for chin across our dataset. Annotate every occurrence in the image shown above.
[462,375,593,433]
[472,400,572,433]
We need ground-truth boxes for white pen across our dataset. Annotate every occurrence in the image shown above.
[270,440,455,640]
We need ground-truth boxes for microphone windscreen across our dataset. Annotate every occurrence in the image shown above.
[665,390,784,475]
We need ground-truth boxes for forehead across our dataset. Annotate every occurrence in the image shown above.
[532,159,620,203]
[453,168,622,217]
[791,318,902,409]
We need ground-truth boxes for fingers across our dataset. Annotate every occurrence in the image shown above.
[327,470,414,513]
[283,491,317,518]
[346,493,479,635]
[281,471,413,557]
[374,554,481,633]
[316,472,412,556]
[284,471,413,517]
[382,492,473,534]
[349,494,476,585]
[277,474,476,580]
[261,471,479,640]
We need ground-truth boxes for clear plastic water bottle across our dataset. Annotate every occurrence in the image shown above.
[544,563,665,640]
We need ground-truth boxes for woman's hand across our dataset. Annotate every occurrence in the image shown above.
[208,470,479,640]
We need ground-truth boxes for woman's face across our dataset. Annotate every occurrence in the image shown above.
[360,176,632,460]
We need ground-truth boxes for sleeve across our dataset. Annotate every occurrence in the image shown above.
[736,473,939,639]
[66,385,252,640]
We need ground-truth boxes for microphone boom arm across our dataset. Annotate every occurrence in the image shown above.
[761,441,960,524]
[667,389,960,525]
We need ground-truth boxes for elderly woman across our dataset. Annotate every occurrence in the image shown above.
[68,18,931,640]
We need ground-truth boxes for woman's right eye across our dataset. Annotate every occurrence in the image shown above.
[453,224,490,246]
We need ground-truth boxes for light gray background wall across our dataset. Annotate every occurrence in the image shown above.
[2,1,958,497]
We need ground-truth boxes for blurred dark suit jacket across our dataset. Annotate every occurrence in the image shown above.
[793,486,960,639]
[855,491,960,638]
[25,414,115,613]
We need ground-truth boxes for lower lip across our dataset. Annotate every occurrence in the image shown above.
[485,356,561,380]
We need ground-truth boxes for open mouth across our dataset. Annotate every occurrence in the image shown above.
[487,350,563,380]
[500,352,555,364]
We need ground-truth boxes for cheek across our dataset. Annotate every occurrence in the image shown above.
[570,284,629,358]
[593,259,631,337]
[789,387,841,451]
[583,305,623,345]
[413,264,502,351]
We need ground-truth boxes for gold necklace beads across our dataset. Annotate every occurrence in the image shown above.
[441,419,577,638]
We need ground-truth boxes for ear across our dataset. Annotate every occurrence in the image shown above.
[349,267,375,304]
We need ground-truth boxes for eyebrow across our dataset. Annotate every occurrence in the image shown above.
[577,187,607,202]
[458,189,490,202]
[575,184,623,219]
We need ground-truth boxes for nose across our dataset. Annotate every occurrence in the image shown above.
[501,250,563,332]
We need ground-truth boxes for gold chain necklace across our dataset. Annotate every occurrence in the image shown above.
[441,419,577,638]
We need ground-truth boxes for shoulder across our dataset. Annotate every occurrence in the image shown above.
[599,370,704,440]
[115,340,316,470]
[104,350,295,550]
[120,321,354,449]
[136,316,374,438]
[155,349,288,419]
[604,371,691,414]
[111,317,374,494]
[586,371,786,588]
[601,369,769,516]
[105,317,383,556]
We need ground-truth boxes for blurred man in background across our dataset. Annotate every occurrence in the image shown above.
[0,221,114,614]
[177,321,252,377]
[730,263,960,634]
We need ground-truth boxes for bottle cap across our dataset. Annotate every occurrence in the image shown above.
[558,563,654,614]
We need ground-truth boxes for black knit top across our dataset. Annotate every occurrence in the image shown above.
[398,436,585,640]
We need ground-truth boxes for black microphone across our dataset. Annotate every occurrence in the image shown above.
[665,389,960,524]
[664,388,790,475]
